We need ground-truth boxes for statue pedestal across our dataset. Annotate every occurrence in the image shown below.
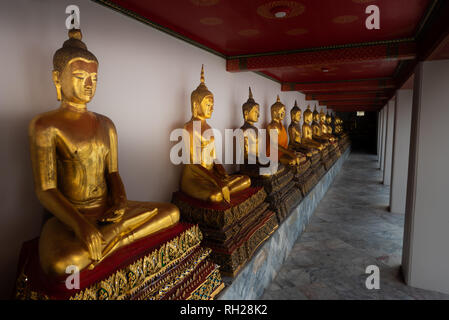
[14,223,224,300]
[290,160,318,197]
[239,164,303,223]
[321,146,334,170]
[172,187,278,277]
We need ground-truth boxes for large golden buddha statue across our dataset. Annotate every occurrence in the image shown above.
[288,101,321,157]
[267,96,306,166]
[302,106,325,151]
[28,29,180,277]
[180,66,251,203]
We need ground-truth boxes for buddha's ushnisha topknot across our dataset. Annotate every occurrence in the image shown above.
[53,29,98,73]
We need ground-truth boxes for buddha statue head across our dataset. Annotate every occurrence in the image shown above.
[303,106,313,124]
[52,29,98,104]
[191,65,214,120]
[271,95,286,122]
[242,87,260,125]
[319,109,327,124]
[290,100,301,124]
[312,106,320,123]
[326,111,332,125]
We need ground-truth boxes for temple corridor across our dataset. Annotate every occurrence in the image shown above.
[261,152,449,300]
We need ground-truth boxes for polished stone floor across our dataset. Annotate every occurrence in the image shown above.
[261,152,449,300]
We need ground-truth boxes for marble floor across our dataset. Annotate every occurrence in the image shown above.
[261,152,449,300]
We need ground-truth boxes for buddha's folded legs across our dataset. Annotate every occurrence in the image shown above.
[39,201,179,277]
[279,154,296,166]
[181,164,251,202]
[224,174,251,195]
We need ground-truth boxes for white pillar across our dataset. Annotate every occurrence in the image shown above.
[390,90,413,213]
[383,99,395,185]
[378,109,384,167]
[380,106,387,171]
[377,111,381,160]
[402,60,449,294]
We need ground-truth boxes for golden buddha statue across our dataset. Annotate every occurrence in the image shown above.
[326,112,334,136]
[28,29,180,277]
[240,87,260,164]
[302,106,325,151]
[319,109,336,143]
[311,107,331,145]
[335,116,343,135]
[180,66,251,203]
[266,96,306,166]
[288,101,320,158]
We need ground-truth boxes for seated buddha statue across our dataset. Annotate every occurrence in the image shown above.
[326,112,335,137]
[240,87,261,165]
[319,109,336,143]
[311,107,331,145]
[288,101,321,158]
[180,66,251,203]
[28,29,180,277]
[335,116,344,136]
[239,87,280,177]
[266,96,306,166]
[302,106,326,151]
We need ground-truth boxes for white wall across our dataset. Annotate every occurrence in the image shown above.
[390,90,412,214]
[0,0,320,298]
[402,60,449,294]
[383,99,395,185]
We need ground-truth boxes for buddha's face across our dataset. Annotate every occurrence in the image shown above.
[319,113,326,123]
[193,95,214,119]
[272,106,285,121]
[313,112,320,122]
[304,112,312,124]
[326,116,332,124]
[245,105,260,124]
[54,57,98,104]
[292,110,301,123]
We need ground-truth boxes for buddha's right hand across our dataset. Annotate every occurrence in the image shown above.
[75,220,105,261]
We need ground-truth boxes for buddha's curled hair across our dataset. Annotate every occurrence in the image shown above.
[53,29,98,72]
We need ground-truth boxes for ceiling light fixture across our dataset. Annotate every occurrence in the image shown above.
[270,6,291,18]
[322,67,329,73]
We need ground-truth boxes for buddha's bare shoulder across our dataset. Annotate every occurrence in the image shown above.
[93,112,116,129]
[28,109,63,133]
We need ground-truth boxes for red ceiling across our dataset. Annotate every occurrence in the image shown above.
[108,0,431,56]
[98,0,448,112]
[264,60,399,82]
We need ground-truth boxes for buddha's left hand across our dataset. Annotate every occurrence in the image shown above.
[99,203,126,223]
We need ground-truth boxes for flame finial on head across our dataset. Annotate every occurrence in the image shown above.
[249,87,253,100]
[200,64,205,84]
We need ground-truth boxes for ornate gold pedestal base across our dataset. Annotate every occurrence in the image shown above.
[172,188,278,277]
[14,224,224,300]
